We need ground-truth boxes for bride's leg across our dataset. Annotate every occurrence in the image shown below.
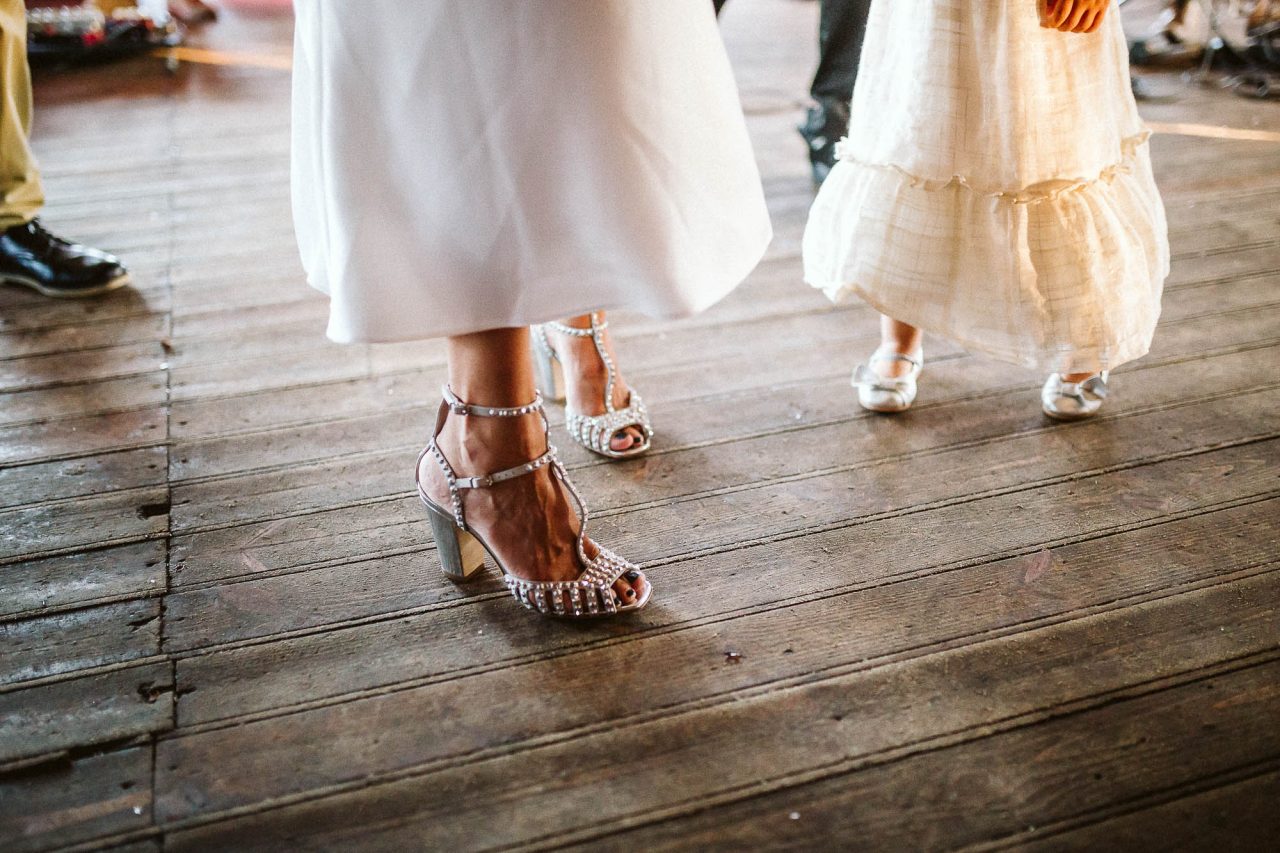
[543,311,647,454]
[419,326,645,604]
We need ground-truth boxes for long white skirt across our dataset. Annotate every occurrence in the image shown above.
[803,0,1169,374]
[291,0,772,343]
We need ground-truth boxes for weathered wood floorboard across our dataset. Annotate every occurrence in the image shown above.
[171,493,1279,729]
[0,446,166,510]
[1020,767,1280,852]
[0,745,153,853]
[150,445,1278,820]
[0,407,167,468]
[0,660,172,763]
[160,575,1280,849]
[0,541,166,621]
[157,332,1279,615]
[2,0,1277,848]
[0,598,161,688]
[165,339,1280,579]
[162,279,1279,493]
[567,656,1280,853]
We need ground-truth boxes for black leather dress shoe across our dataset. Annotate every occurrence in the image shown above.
[0,219,130,298]
[798,98,851,186]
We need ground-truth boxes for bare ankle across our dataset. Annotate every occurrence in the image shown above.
[879,316,921,355]
[437,413,546,474]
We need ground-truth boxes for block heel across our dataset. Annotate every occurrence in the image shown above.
[425,503,486,581]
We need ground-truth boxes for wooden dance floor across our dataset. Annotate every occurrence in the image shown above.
[3,2,1278,849]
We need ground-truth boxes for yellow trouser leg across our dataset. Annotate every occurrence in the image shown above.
[0,0,43,230]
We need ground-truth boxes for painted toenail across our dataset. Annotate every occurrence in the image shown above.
[626,571,640,581]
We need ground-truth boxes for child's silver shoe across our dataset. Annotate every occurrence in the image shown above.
[852,347,923,413]
[1042,372,1109,421]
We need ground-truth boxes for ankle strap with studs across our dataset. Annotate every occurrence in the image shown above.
[417,386,638,610]
[441,384,543,417]
[451,447,556,491]
[421,385,559,530]
[543,312,606,338]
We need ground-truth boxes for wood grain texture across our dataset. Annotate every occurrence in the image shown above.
[0,661,172,763]
[3,0,1278,849]
[173,494,1279,727]
[0,746,152,853]
[565,657,1280,853]
[161,573,1280,849]
[1021,767,1280,852]
[0,541,166,619]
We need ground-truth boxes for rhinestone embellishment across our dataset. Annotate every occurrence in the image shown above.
[417,385,647,619]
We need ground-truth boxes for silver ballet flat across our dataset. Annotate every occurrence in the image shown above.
[532,313,653,459]
[852,347,923,412]
[1042,372,1109,420]
[416,385,651,618]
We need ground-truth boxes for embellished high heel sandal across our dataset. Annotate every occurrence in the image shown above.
[1042,372,1109,421]
[852,347,924,413]
[532,313,653,459]
[415,385,651,618]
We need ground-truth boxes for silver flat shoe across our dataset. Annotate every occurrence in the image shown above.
[853,347,923,413]
[532,313,653,459]
[1042,372,1109,421]
[416,385,651,618]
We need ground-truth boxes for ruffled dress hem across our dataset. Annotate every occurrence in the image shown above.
[831,131,1153,205]
[802,276,1160,374]
[803,130,1169,374]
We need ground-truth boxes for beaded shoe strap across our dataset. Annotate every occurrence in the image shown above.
[543,313,608,338]
[538,313,619,415]
[416,384,639,616]
[441,384,544,418]
[418,385,554,530]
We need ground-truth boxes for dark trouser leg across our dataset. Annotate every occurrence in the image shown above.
[811,0,872,104]
[800,0,872,184]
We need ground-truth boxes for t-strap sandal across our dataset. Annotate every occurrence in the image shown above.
[532,313,654,459]
[416,385,651,617]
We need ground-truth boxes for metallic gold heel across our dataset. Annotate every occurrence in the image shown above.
[532,313,654,459]
[424,503,486,581]
[415,385,651,619]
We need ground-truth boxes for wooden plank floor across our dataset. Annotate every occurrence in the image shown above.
[3,2,1279,850]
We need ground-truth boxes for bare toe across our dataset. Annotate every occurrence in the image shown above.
[622,570,648,604]
[612,576,639,606]
[610,425,648,453]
